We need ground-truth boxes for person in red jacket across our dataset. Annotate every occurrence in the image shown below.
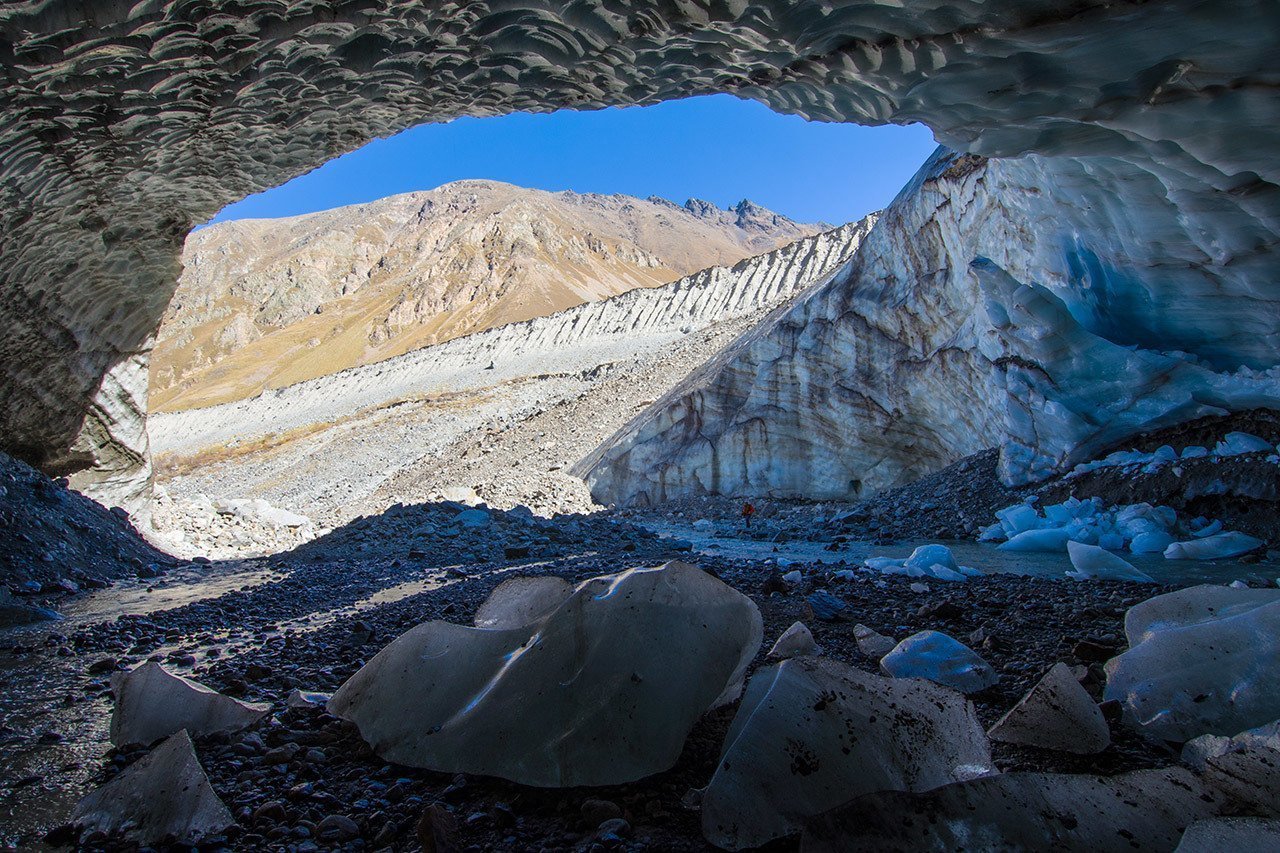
[741,501,756,529]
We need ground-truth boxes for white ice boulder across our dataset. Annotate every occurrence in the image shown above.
[853,624,896,658]
[767,621,817,659]
[880,630,998,694]
[903,544,979,580]
[1213,432,1274,457]
[71,730,233,845]
[471,576,573,629]
[1066,541,1155,583]
[211,497,309,527]
[701,657,993,850]
[863,545,978,582]
[110,663,270,747]
[1164,531,1264,560]
[1104,586,1280,740]
[328,561,762,787]
[987,662,1110,754]
[998,528,1071,552]
[1176,818,1280,853]
[802,767,1222,852]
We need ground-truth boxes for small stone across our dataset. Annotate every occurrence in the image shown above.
[417,804,459,853]
[596,817,631,840]
[918,600,963,620]
[806,590,850,621]
[316,814,359,840]
[1071,640,1116,662]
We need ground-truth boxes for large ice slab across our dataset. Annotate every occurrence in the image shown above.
[802,767,1222,852]
[71,730,233,845]
[1105,586,1280,740]
[109,662,270,747]
[701,657,992,850]
[1176,818,1280,852]
[328,562,761,787]
[1183,719,1280,814]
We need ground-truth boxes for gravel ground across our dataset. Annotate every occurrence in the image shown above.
[4,411,1279,850]
[5,498,1188,852]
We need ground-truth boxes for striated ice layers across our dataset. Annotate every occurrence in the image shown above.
[588,143,1280,505]
[328,561,762,787]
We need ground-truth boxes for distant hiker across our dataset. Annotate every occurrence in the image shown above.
[742,501,756,529]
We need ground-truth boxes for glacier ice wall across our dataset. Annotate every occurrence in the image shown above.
[586,144,1280,504]
[0,0,1277,507]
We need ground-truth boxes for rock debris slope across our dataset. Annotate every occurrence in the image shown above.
[153,182,822,412]
[587,144,1280,505]
[1,0,1275,512]
[149,220,873,533]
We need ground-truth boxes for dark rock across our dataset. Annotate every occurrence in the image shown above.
[417,804,460,853]
[806,590,850,621]
[919,600,964,620]
[316,814,360,840]
[1071,640,1118,662]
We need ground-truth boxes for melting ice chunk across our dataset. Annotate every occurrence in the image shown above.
[1066,541,1155,583]
[1164,531,1264,560]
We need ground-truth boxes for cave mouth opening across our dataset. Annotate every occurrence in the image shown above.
[141,98,935,559]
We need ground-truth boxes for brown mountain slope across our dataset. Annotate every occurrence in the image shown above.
[150,180,825,412]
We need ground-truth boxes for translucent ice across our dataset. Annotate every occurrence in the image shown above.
[987,662,1110,753]
[109,663,270,748]
[701,657,993,850]
[1164,531,1264,560]
[328,561,762,786]
[1213,432,1274,457]
[880,630,999,694]
[71,730,233,845]
[803,767,1222,852]
[1066,541,1155,583]
[1104,585,1280,740]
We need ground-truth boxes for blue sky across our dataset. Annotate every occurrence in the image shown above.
[207,95,938,227]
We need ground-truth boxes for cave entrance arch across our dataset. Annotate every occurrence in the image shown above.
[0,0,1275,512]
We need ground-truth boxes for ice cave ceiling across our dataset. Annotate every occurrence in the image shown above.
[0,0,1276,508]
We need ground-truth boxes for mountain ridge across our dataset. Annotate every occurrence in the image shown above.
[151,180,825,412]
